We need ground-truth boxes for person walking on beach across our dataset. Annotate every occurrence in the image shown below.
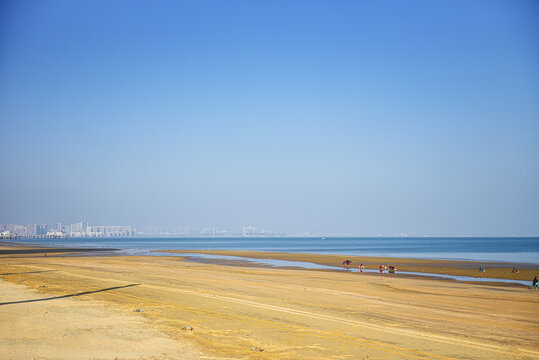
[533,276,538,290]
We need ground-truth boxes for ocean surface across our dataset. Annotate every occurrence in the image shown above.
[10,236,539,265]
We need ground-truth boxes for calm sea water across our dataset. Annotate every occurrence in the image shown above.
[11,236,539,264]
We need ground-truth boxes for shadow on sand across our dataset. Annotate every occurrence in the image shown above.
[0,270,57,276]
[0,248,117,255]
[0,283,139,306]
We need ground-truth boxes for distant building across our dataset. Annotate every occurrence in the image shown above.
[37,224,47,235]
[0,224,47,237]
[0,230,19,239]
[138,226,190,236]
[242,225,256,237]
[12,224,26,236]
[70,221,87,235]
[200,228,216,236]
[257,229,278,236]
[86,225,135,237]
[45,230,68,238]
[26,224,38,236]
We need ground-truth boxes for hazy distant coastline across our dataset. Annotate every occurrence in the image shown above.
[6,236,539,265]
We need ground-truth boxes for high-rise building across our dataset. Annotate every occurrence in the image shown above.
[242,225,256,237]
[6,224,27,236]
[86,225,135,237]
[26,224,38,236]
[37,224,47,235]
[70,221,86,235]
[0,224,46,236]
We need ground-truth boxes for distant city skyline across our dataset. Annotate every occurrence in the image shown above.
[1,220,537,238]
[1,221,285,237]
[1,1,538,236]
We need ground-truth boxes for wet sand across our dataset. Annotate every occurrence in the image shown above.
[1,248,538,359]
[166,250,538,282]
[0,243,117,257]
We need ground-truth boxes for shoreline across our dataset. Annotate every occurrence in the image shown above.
[5,237,539,265]
[2,242,536,284]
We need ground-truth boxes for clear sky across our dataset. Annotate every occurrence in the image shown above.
[1,0,538,236]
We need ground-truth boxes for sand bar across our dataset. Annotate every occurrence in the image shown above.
[161,250,538,282]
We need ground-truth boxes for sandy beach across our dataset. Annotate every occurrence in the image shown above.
[1,246,538,359]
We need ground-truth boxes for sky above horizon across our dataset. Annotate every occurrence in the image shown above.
[1,0,538,236]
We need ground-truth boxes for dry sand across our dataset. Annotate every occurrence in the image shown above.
[1,249,538,359]
[0,280,201,360]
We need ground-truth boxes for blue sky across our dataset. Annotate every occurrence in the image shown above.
[1,0,538,235]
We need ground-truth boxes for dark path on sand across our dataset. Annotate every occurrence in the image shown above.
[0,248,117,255]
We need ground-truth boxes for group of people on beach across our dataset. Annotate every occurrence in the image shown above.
[340,259,538,287]
[341,260,398,274]
[378,265,397,274]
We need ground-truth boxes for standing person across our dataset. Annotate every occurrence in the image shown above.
[533,276,538,290]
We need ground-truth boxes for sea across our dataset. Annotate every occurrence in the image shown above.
[11,236,539,265]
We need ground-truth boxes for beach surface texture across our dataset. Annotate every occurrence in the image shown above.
[1,246,538,359]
